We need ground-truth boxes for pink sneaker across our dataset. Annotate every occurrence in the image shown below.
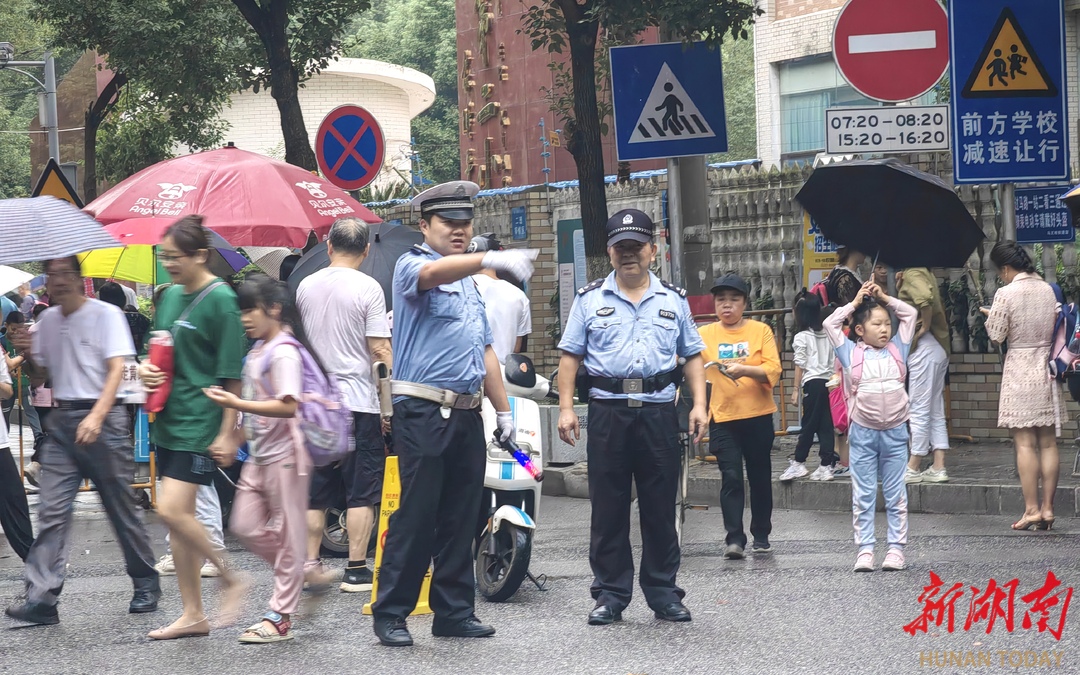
[853,550,874,573]
[881,548,905,571]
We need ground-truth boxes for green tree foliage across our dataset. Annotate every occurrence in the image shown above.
[343,0,459,183]
[228,0,372,170]
[0,0,72,198]
[709,32,757,163]
[520,0,760,261]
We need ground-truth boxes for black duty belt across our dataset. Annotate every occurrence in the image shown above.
[55,399,113,411]
[588,369,681,395]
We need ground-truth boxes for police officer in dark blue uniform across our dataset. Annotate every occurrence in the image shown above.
[556,209,708,626]
[371,181,538,647]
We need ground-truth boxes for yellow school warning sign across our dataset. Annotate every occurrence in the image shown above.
[31,158,83,207]
[362,455,432,616]
[962,8,1056,98]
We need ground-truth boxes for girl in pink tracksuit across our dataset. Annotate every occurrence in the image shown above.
[824,280,917,574]
[204,274,310,643]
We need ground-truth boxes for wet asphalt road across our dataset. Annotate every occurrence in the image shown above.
[0,494,1077,675]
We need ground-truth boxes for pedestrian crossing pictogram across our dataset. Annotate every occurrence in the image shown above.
[628,63,716,144]
[962,7,1056,98]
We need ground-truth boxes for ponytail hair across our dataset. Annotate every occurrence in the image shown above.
[990,241,1036,274]
[793,290,824,331]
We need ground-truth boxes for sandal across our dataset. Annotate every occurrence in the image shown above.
[238,612,293,644]
[1036,516,1056,531]
[1012,515,1044,531]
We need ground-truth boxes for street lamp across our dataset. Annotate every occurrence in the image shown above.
[0,42,60,163]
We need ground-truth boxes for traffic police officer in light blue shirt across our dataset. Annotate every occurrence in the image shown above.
[371,180,538,647]
[557,208,708,626]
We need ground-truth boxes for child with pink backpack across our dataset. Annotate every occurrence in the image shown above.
[823,280,917,574]
[204,274,350,644]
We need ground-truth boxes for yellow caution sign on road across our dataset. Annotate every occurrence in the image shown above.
[962,7,1056,98]
[362,455,432,616]
[31,158,84,207]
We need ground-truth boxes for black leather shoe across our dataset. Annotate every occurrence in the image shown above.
[587,605,622,626]
[654,601,692,622]
[5,601,59,626]
[374,616,414,647]
[432,615,496,638]
[129,577,161,614]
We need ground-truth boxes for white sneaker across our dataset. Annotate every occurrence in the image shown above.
[812,462,833,479]
[881,548,906,571]
[200,558,224,578]
[154,554,176,576]
[921,467,949,483]
[831,464,850,478]
[904,467,923,484]
[853,550,875,573]
[779,460,808,482]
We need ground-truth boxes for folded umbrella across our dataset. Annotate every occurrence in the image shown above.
[0,196,120,265]
[795,158,985,269]
[287,221,424,310]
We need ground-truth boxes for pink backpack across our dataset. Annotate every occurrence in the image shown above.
[848,342,906,397]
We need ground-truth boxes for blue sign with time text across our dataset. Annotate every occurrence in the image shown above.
[949,0,1069,183]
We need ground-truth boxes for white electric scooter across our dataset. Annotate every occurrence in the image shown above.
[476,354,556,602]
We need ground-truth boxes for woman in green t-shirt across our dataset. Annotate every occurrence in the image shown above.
[139,216,249,640]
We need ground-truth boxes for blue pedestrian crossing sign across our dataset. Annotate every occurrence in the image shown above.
[949,0,1070,184]
[610,41,728,162]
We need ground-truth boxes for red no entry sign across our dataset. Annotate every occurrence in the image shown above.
[316,105,385,191]
[833,0,949,103]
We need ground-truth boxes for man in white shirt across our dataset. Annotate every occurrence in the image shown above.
[5,256,160,626]
[297,219,392,593]
[467,234,532,364]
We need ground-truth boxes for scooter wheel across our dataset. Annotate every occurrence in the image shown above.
[476,524,532,603]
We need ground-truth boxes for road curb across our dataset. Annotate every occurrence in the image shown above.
[542,465,1080,517]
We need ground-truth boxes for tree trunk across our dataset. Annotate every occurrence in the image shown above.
[83,72,127,202]
[231,0,318,171]
[559,0,608,273]
[268,49,318,171]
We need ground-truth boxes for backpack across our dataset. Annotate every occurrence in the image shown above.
[258,334,353,467]
[809,277,832,306]
[1048,283,1078,382]
[848,342,907,397]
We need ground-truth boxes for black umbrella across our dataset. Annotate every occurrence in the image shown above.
[287,220,424,310]
[795,158,985,269]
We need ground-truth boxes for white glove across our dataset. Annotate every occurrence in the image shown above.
[482,249,539,282]
[496,410,516,445]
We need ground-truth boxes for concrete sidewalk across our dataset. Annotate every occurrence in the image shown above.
[545,435,1080,517]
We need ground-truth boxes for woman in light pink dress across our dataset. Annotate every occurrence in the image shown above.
[983,241,1060,531]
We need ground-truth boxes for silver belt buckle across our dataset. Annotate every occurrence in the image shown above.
[625,379,643,408]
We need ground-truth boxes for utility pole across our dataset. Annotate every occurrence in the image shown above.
[0,44,60,164]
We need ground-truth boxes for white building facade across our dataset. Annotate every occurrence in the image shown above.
[217,58,436,183]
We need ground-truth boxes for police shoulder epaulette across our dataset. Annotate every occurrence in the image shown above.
[409,244,428,255]
[577,279,604,295]
[660,280,687,297]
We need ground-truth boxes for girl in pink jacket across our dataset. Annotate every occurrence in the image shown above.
[824,281,917,573]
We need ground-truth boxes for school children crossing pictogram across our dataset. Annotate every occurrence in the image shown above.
[962,7,1056,98]
[628,64,716,144]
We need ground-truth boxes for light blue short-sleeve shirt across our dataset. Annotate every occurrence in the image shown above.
[558,271,705,403]
[391,244,493,394]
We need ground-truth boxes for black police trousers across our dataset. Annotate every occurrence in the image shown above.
[587,399,683,611]
[372,398,485,622]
